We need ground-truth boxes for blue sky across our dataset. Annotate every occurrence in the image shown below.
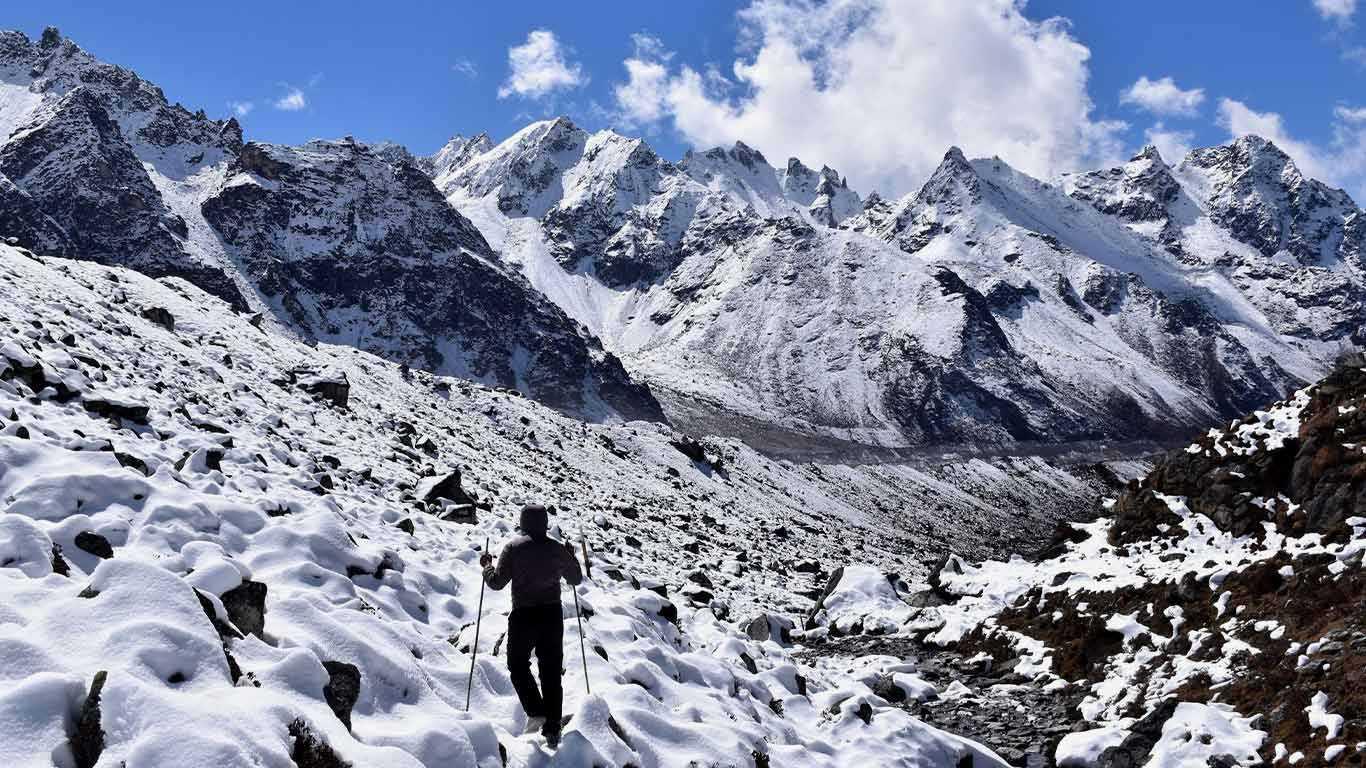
[8,1,1366,197]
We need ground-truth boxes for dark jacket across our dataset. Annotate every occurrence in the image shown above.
[483,505,583,610]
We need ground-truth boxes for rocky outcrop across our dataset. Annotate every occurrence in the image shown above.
[1112,354,1366,543]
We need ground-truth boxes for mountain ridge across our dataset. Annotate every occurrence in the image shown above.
[1,27,1361,451]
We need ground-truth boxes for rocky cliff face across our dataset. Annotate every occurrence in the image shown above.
[200,137,660,419]
[0,28,660,422]
[0,30,247,310]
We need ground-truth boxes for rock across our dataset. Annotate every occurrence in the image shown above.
[322,661,361,730]
[669,436,708,463]
[416,470,477,507]
[436,503,478,524]
[51,544,70,576]
[927,553,967,600]
[221,580,267,638]
[82,396,149,424]
[657,600,679,624]
[744,614,795,644]
[193,589,243,642]
[288,717,353,768]
[299,371,349,409]
[74,531,114,559]
[804,566,845,629]
[70,670,107,768]
[686,570,714,589]
[396,518,415,535]
[871,674,906,704]
[1096,698,1178,768]
[139,305,175,332]
[113,451,149,475]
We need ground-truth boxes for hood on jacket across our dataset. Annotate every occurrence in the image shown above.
[519,504,549,540]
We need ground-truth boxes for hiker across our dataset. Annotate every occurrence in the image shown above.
[480,504,583,747]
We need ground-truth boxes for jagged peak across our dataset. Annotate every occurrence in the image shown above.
[1131,144,1166,165]
[1188,134,1293,172]
[729,140,769,169]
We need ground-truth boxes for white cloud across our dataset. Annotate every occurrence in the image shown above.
[228,100,254,117]
[274,87,307,111]
[1335,104,1366,122]
[1143,122,1195,163]
[498,29,586,99]
[611,0,1125,196]
[453,58,478,78]
[1120,76,1205,117]
[1218,98,1366,200]
[1313,0,1357,22]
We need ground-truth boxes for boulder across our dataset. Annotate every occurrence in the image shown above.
[299,371,349,408]
[74,531,114,559]
[417,470,477,507]
[139,305,175,332]
[322,661,361,730]
[82,396,149,424]
[221,580,267,638]
[744,614,795,644]
[288,718,353,768]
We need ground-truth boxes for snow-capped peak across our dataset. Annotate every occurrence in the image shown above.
[423,132,493,178]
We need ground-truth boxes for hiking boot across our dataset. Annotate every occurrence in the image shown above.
[542,723,561,749]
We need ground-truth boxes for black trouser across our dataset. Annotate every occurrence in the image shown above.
[507,603,564,731]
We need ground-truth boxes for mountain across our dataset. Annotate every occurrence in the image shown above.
[433,121,1348,451]
[0,244,1138,766]
[1063,137,1365,343]
[0,28,659,421]
[3,28,1355,449]
[800,353,1365,766]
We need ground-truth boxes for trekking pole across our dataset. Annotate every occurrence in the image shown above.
[465,536,489,711]
[571,511,591,695]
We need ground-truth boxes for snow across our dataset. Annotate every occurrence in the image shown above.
[1055,726,1130,767]
[810,564,914,635]
[1144,702,1265,767]
[0,246,1015,767]
[1306,691,1345,742]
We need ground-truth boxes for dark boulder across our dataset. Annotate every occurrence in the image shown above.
[139,306,175,332]
[82,397,149,424]
[300,372,349,409]
[221,580,267,638]
[74,531,114,559]
[322,661,361,731]
[416,470,477,507]
[288,717,353,768]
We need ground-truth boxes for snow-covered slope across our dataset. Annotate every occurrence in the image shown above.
[799,355,1366,766]
[435,124,1342,450]
[0,245,1141,766]
[0,28,657,421]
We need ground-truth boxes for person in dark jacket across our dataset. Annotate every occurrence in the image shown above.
[480,504,583,747]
